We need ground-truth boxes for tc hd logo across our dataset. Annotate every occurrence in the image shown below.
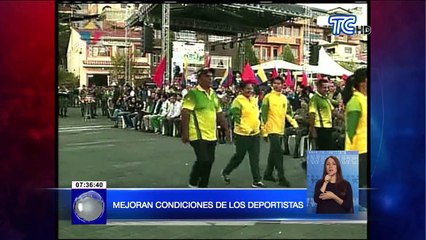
[328,15,371,35]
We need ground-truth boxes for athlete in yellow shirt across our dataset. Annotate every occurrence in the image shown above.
[309,79,335,150]
[261,77,298,187]
[221,82,265,188]
[181,68,230,188]
[342,67,368,188]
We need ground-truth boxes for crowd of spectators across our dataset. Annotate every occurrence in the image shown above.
[62,75,346,158]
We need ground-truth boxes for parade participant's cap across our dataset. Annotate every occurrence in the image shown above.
[196,67,215,77]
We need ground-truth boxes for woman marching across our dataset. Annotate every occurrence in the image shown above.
[221,82,265,188]
[342,67,368,188]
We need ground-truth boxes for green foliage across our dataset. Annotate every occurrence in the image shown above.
[338,60,359,72]
[282,44,295,63]
[110,52,136,86]
[58,67,79,88]
[58,23,71,67]
[243,40,259,66]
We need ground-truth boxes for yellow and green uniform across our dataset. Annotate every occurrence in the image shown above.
[182,85,222,141]
[309,92,334,128]
[345,91,367,154]
[229,95,260,136]
[261,90,298,136]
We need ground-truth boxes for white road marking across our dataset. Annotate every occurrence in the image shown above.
[60,144,116,151]
[66,140,119,146]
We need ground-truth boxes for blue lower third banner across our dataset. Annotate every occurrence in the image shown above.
[62,189,367,223]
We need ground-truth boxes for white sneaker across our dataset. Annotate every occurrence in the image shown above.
[251,181,266,188]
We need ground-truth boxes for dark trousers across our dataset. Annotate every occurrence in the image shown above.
[359,153,368,188]
[264,134,286,181]
[315,127,334,150]
[101,99,108,116]
[189,140,217,188]
[359,153,368,209]
[164,117,179,136]
[223,134,261,182]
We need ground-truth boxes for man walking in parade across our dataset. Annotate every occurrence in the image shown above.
[181,68,230,188]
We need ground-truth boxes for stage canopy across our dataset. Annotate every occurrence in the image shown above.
[126,4,308,36]
[252,60,303,71]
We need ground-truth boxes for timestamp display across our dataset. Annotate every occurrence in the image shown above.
[72,181,107,189]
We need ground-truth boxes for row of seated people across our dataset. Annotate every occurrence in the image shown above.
[107,92,235,142]
[109,93,182,137]
[107,92,343,154]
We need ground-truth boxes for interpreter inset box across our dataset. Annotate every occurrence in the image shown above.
[306,151,359,214]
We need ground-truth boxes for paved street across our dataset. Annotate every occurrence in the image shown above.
[59,108,307,188]
[58,108,366,239]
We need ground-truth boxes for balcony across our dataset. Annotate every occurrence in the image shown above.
[83,60,149,67]
[347,35,360,44]
[267,35,299,45]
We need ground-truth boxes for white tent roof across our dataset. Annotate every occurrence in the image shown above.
[305,47,353,76]
[252,60,303,71]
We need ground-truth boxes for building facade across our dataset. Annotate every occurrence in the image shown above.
[66,4,151,87]
[67,26,151,87]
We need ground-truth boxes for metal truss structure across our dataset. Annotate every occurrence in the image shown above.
[125,3,310,84]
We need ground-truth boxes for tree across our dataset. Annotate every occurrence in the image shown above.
[282,44,296,63]
[338,60,360,72]
[243,40,259,66]
[58,22,71,68]
[235,40,259,70]
[110,51,136,86]
[58,67,79,88]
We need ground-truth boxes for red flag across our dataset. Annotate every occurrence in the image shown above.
[91,30,102,44]
[204,53,211,68]
[241,63,259,85]
[271,67,278,78]
[316,73,322,80]
[153,57,166,88]
[301,72,308,87]
[342,74,348,81]
[285,70,292,87]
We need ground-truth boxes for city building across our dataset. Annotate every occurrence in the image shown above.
[321,7,368,64]
[66,4,151,87]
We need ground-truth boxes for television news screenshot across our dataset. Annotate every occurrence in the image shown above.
[2,1,420,240]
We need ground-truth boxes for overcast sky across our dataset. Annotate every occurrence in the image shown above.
[297,3,367,13]
[297,3,368,24]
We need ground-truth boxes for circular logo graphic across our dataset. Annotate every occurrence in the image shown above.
[73,190,105,222]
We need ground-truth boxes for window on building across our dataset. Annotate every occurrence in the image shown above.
[327,48,336,54]
[175,30,197,42]
[208,35,232,42]
[270,27,277,36]
[291,47,299,60]
[292,28,300,37]
[134,45,142,57]
[273,48,278,59]
[262,48,270,61]
[284,27,292,36]
[88,45,111,57]
[210,56,230,68]
[116,46,130,56]
[277,27,284,37]
[154,30,162,39]
[152,53,161,65]
[345,47,352,54]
